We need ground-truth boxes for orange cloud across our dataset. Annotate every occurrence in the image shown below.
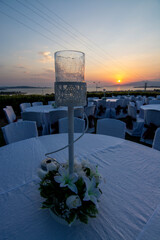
[38,51,53,63]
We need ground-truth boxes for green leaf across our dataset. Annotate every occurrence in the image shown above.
[78,212,88,224]
[67,212,77,225]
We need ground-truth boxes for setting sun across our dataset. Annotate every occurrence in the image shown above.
[117,79,121,83]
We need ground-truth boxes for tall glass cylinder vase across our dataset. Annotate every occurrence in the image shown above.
[54,50,86,174]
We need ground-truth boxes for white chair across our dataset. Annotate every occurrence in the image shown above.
[84,105,96,132]
[128,101,136,107]
[20,103,31,112]
[21,111,45,135]
[96,100,106,118]
[48,101,55,105]
[32,102,43,106]
[2,121,38,144]
[3,106,17,123]
[87,101,94,106]
[106,99,125,119]
[152,128,160,151]
[74,107,84,118]
[59,117,85,133]
[135,96,142,101]
[140,110,160,145]
[96,118,126,139]
[87,97,94,102]
[145,97,155,104]
[149,100,160,104]
[126,105,144,137]
[49,110,67,134]
[116,99,128,118]
[136,101,143,111]
[156,95,160,100]
[130,96,136,102]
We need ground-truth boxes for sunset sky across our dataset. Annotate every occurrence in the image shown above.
[0,0,160,88]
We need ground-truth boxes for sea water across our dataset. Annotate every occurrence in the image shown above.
[0,86,158,95]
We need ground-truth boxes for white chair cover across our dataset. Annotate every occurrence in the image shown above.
[97,100,106,108]
[105,109,111,118]
[48,101,55,105]
[74,107,84,118]
[96,118,126,139]
[128,101,136,107]
[152,128,160,151]
[87,97,95,102]
[135,96,141,101]
[139,108,144,119]
[32,102,43,106]
[130,96,136,101]
[84,105,96,133]
[146,97,155,104]
[96,100,106,118]
[149,99,160,104]
[21,112,43,128]
[122,99,129,108]
[116,99,124,107]
[140,110,160,145]
[115,99,128,118]
[59,117,85,133]
[2,121,38,144]
[136,101,143,111]
[93,97,99,99]
[128,105,137,119]
[84,105,95,117]
[49,110,67,134]
[87,101,94,106]
[156,95,160,100]
[144,110,160,127]
[21,111,45,135]
[3,107,16,123]
[104,108,116,119]
[20,103,31,112]
[126,105,144,137]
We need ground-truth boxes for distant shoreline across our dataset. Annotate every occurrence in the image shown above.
[134,86,160,88]
[0,91,26,95]
[1,89,160,96]
[1,85,160,96]
[0,86,51,90]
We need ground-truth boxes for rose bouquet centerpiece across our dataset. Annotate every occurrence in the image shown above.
[38,158,102,226]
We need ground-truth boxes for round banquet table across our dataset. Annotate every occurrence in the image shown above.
[24,105,68,135]
[24,105,83,135]
[106,98,119,108]
[140,104,160,111]
[24,104,68,113]
[0,134,160,240]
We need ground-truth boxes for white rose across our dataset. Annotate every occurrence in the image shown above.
[37,168,47,179]
[66,195,82,209]
[47,162,57,171]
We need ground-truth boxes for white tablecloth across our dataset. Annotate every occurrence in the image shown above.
[24,105,68,134]
[0,134,160,240]
[140,104,160,111]
[106,99,119,108]
[24,105,67,113]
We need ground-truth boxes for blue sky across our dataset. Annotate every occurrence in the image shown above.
[0,0,160,87]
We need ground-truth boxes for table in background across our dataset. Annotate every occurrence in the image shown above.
[24,105,83,134]
[0,134,160,240]
[140,104,160,111]
[140,104,160,121]
[24,105,67,113]
[106,98,119,108]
